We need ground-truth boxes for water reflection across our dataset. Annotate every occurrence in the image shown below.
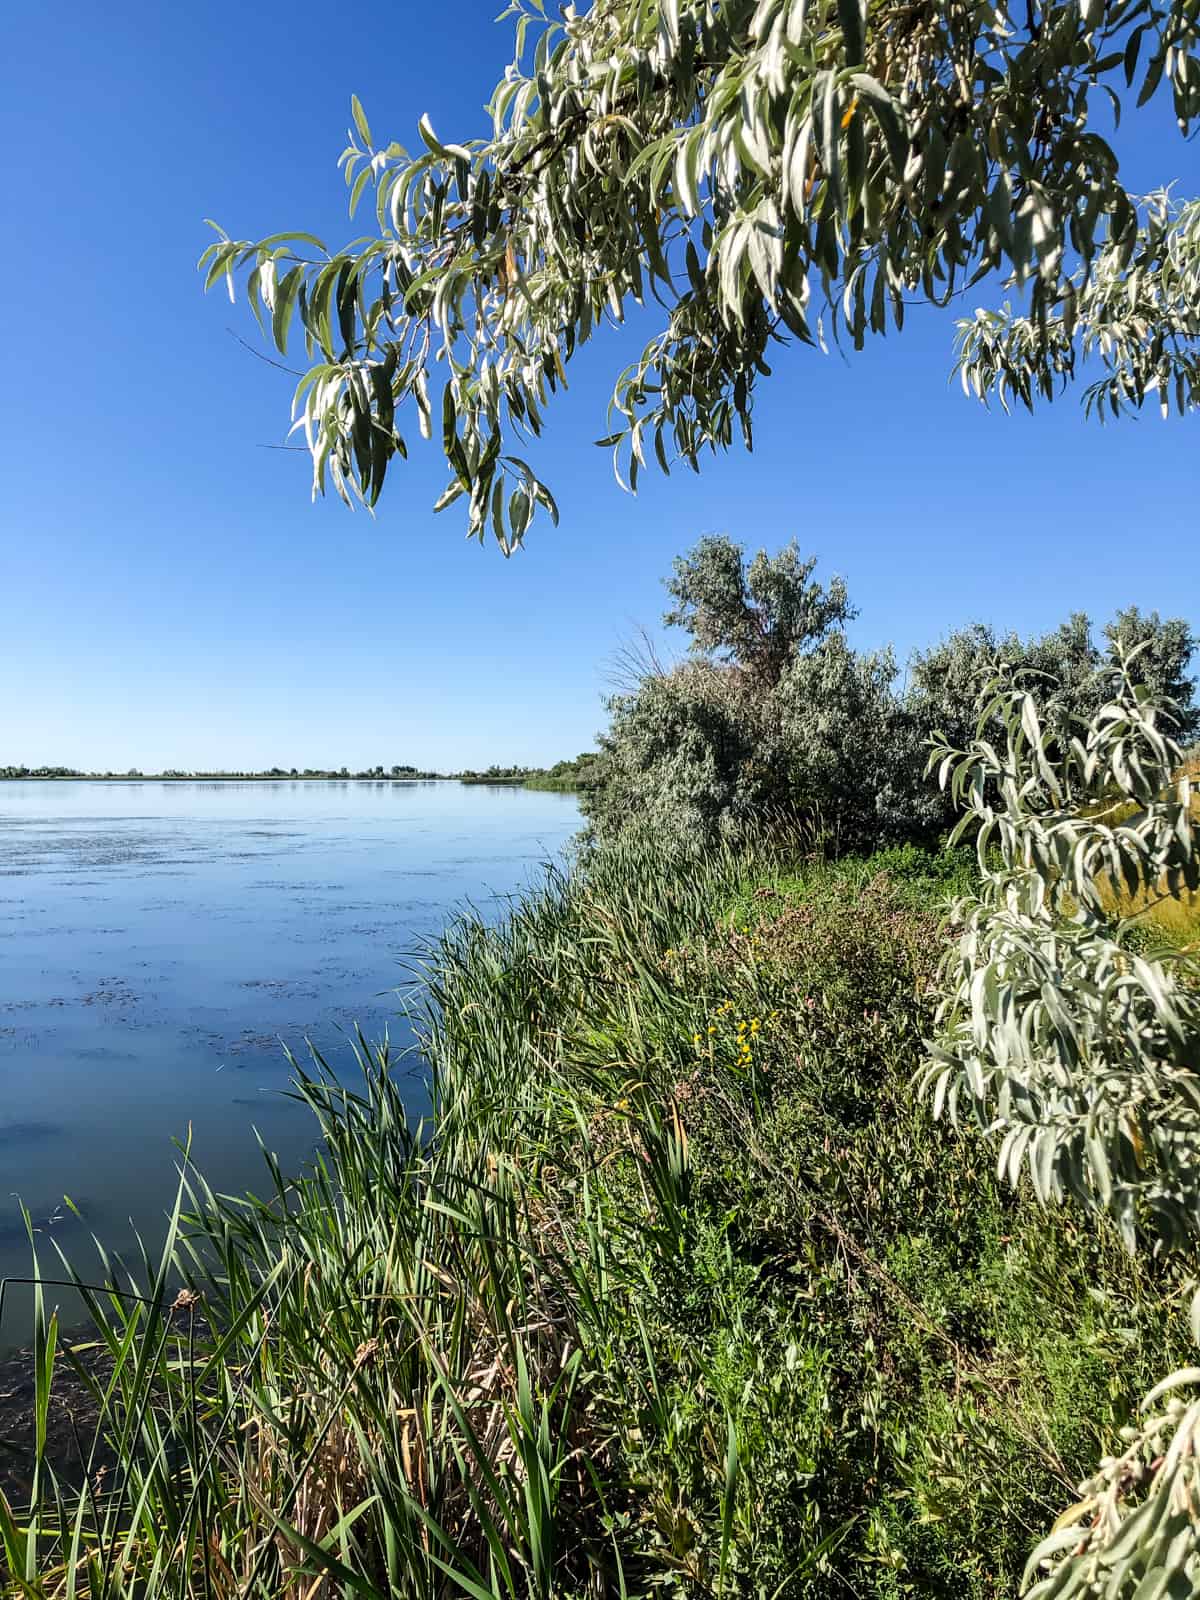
[0,779,578,1345]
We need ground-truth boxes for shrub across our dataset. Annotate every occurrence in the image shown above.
[582,537,1197,857]
[583,539,922,852]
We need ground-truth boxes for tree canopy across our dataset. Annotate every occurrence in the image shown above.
[203,0,1200,551]
[664,537,854,683]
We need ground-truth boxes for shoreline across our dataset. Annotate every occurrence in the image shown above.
[0,776,588,790]
[0,776,455,784]
[0,1334,113,1501]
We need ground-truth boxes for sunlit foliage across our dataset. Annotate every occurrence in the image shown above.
[203,0,1200,547]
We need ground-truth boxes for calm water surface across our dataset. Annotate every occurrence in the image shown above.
[0,780,578,1344]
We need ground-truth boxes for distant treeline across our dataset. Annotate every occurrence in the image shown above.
[457,765,533,785]
[2,758,599,786]
[0,765,87,779]
[0,764,442,781]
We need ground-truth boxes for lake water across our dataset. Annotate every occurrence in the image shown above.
[0,780,578,1346]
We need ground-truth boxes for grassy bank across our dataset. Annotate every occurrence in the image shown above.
[3,840,1196,1597]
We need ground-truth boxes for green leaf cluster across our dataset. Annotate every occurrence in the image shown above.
[202,0,1200,544]
[925,659,1200,1596]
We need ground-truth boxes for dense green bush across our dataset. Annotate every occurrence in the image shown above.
[523,753,600,791]
[582,537,1197,853]
[581,660,764,846]
[583,538,920,851]
[908,609,1199,772]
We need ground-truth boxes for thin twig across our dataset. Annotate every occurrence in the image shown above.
[226,328,306,377]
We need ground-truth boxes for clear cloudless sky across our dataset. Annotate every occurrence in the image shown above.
[1,2,1198,772]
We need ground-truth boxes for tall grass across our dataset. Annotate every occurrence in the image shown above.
[3,835,1195,1597]
[2,1044,611,1598]
[0,837,759,1598]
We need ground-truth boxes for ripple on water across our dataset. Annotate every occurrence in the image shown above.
[0,1121,64,1149]
[230,1094,306,1113]
[0,780,580,1357]
[0,1200,99,1249]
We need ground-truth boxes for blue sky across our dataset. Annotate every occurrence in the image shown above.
[2,2,1197,771]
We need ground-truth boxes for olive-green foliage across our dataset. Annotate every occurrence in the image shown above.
[205,1,1200,546]
[910,608,1199,766]
[774,632,919,848]
[581,537,1197,855]
[663,539,854,686]
[957,194,1200,424]
[923,666,1200,1598]
[583,537,921,852]
[583,658,765,847]
[925,667,1200,1249]
[7,838,1195,1598]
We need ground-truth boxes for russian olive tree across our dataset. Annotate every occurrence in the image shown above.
[204,0,1200,549]
[926,662,1200,1596]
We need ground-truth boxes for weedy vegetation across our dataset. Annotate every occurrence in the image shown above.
[3,791,1199,1594]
